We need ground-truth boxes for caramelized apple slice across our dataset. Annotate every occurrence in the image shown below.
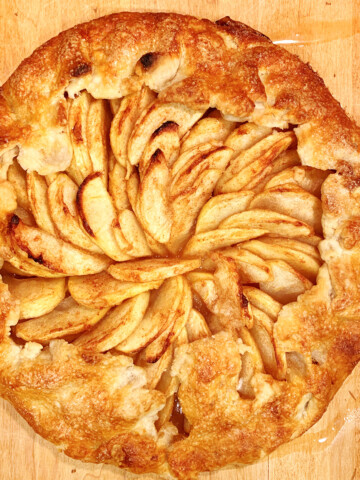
[216,131,295,193]
[140,121,180,177]
[3,244,65,278]
[241,239,321,281]
[137,150,172,243]
[68,271,162,309]
[108,258,201,283]
[144,278,192,363]
[243,286,282,320]
[264,165,329,196]
[220,209,313,238]
[7,161,31,210]
[108,162,131,211]
[224,123,272,156]
[9,216,110,275]
[183,227,267,257]
[115,276,185,354]
[180,115,235,154]
[110,87,156,167]
[259,260,313,304]
[15,297,109,343]
[260,237,321,260]
[2,275,65,319]
[138,345,174,389]
[77,172,132,260]
[167,146,233,253]
[250,323,278,378]
[195,191,254,234]
[48,173,103,254]
[26,171,57,235]
[204,246,271,283]
[249,184,323,235]
[118,209,152,257]
[186,309,211,342]
[128,101,205,166]
[73,292,150,352]
[67,91,93,185]
[87,98,111,185]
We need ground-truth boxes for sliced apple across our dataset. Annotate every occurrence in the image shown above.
[259,260,313,304]
[251,304,273,333]
[67,91,93,185]
[128,101,205,166]
[171,142,216,179]
[3,246,65,278]
[140,120,180,177]
[73,292,150,352]
[183,227,267,257]
[77,172,132,260]
[108,258,201,283]
[264,165,329,196]
[144,278,192,363]
[167,146,233,253]
[246,149,301,192]
[26,171,56,235]
[137,150,172,243]
[250,323,278,378]
[206,246,271,283]
[170,145,231,197]
[211,253,252,332]
[195,191,254,234]
[186,271,218,309]
[118,209,152,257]
[115,276,185,354]
[249,183,323,235]
[126,169,140,213]
[224,122,272,156]
[186,309,211,342]
[110,87,156,167]
[13,207,36,226]
[180,116,235,154]
[48,173,103,254]
[68,271,162,309]
[137,345,174,389]
[241,239,321,281]
[87,98,111,185]
[9,215,110,275]
[144,232,169,256]
[15,297,109,343]
[156,395,176,430]
[7,161,31,210]
[216,131,295,193]
[108,162,131,211]
[126,171,168,256]
[2,275,66,319]
[109,98,121,115]
[243,286,282,320]
[260,237,321,260]
[220,209,313,238]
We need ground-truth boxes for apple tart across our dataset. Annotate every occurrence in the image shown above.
[1,12,360,479]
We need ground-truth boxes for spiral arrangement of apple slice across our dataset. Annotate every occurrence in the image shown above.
[1,86,329,435]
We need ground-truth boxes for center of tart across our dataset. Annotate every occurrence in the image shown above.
[2,85,328,434]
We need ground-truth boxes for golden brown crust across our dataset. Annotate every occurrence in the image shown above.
[0,11,360,480]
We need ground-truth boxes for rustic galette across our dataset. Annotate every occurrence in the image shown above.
[0,12,360,480]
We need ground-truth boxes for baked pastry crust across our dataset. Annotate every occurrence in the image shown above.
[0,12,360,480]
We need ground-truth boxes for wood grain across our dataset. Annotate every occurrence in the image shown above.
[0,1,359,479]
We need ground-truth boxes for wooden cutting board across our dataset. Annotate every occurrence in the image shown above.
[1,1,359,479]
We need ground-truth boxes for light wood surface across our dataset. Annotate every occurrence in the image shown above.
[1,1,359,479]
